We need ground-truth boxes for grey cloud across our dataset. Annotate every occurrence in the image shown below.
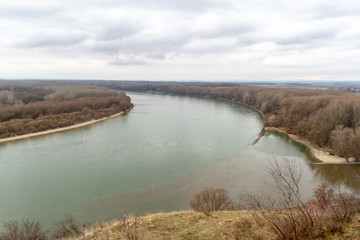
[146,52,166,60]
[313,5,360,19]
[97,23,143,41]
[94,37,185,55]
[93,21,257,57]
[197,23,255,39]
[142,0,234,11]
[77,0,233,12]
[108,55,150,65]
[1,0,360,80]
[275,30,338,46]
[0,3,63,20]
[15,32,88,48]
[4,0,253,58]
[108,51,170,66]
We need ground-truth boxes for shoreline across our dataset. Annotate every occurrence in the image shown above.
[136,91,347,164]
[124,91,348,164]
[264,127,348,164]
[0,111,128,144]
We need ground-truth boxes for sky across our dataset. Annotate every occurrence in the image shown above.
[0,0,360,81]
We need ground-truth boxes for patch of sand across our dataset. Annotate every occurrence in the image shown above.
[265,127,347,164]
[0,111,125,144]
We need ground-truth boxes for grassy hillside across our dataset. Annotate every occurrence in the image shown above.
[66,211,360,240]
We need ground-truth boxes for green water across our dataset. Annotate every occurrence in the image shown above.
[0,92,359,228]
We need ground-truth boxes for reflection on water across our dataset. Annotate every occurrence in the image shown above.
[310,164,360,192]
[255,130,316,162]
[257,130,360,192]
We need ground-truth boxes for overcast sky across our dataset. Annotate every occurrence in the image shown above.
[0,0,359,81]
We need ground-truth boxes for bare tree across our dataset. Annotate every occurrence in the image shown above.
[190,187,233,216]
[0,220,47,240]
[309,183,359,232]
[240,158,359,240]
[240,159,316,239]
[51,215,87,239]
[119,214,145,240]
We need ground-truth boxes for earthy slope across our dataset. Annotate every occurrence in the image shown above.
[67,211,360,240]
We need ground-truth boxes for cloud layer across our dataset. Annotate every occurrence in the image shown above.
[0,0,360,80]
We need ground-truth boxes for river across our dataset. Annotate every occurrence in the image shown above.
[0,92,359,228]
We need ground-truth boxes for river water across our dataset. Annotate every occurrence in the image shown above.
[0,92,359,228]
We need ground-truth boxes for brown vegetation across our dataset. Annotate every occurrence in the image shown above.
[1,212,359,240]
[1,185,359,240]
[50,215,88,239]
[189,187,233,216]
[240,158,360,240]
[57,211,360,240]
[118,214,147,240]
[96,81,360,161]
[0,220,47,240]
[0,82,133,139]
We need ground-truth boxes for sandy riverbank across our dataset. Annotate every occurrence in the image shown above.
[265,127,347,164]
[0,111,126,144]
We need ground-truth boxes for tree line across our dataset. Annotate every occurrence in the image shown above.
[94,81,360,161]
[0,82,133,138]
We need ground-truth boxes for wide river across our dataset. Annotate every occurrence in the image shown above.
[0,92,359,228]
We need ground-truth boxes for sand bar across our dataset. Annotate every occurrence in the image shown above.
[0,111,126,144]
[265,127,347,164]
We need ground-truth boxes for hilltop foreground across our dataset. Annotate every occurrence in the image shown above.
[67,211,360,240]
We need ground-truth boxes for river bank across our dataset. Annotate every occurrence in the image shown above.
[0,110,129,144]
[131,91,348,164]
[264,127,348,164]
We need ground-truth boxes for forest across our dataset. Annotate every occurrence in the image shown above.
[0,82,133,138]
[93,81,360,161]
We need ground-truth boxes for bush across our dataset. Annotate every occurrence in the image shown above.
[50,215,87,239]
[118,214,146,240]
[190,187,233,216]
[239,158,360,240]
[0,220,47,240]
[309,183,359,232]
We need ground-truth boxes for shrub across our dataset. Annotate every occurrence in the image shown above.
[309,183,359,232]
[239,158,360,240]
[50,215,87,239]
[0,220,47,240]
[118,214,146,240]
[190,187,233,216]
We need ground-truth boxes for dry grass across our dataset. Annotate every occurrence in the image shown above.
[64,211,360,240]
[331,214,360,240]
[62,211,261,240]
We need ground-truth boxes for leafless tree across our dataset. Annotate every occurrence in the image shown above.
[190,187,233,216]
[119,214,146,240]
[240,158,359,239]
[51,215,87,239]
[0,220,46,240]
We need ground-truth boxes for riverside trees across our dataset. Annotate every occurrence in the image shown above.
[99,81,360,161]
[0,82,133,138]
